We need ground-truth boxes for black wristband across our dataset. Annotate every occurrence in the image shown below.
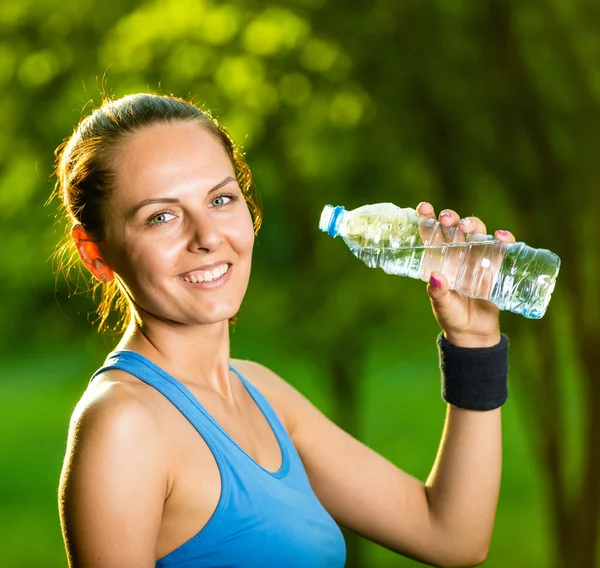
[437,332,509,411]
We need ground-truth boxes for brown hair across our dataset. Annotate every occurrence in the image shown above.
[50,93,263,333]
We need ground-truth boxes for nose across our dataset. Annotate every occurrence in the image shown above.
[186,210,224,252]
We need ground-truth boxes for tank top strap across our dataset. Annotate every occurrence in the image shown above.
[229,365,293,448]
[90,351,298,480]
[90,350,230,473]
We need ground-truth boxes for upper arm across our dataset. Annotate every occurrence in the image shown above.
[242,361,447,567]
[291,393,442,565]
[59,383,169,568]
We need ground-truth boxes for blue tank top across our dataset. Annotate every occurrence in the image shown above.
[91,350,347,568]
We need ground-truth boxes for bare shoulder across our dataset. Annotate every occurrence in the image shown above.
[60,371,170,566]
[62,370,170,500]
[68,370,164,444]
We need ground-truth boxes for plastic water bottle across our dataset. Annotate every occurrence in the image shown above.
[319,203,560,319]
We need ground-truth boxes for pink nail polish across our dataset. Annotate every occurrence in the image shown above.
[430,275,441,288]
[440,211,452,219]
[497,230,508,236]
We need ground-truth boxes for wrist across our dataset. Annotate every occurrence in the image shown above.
[437,332,509,411]
[443,331,502,348]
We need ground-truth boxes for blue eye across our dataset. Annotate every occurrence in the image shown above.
[212,194,238,207]
[148,211,176,225]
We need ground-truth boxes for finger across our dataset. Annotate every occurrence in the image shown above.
[417,201,436,219]
[417,202,438,245]
[427,271,453,311]
[459,216,487,241]
[438,208,463,243]
[494,229,516,244]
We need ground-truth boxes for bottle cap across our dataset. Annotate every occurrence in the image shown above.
[319,205,345,237]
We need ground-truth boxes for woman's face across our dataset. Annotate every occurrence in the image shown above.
[101,120,255,326]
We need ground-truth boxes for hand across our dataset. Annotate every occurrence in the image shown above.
[416,202,516,348]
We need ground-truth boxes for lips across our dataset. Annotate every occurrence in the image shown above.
[179,263,233,290]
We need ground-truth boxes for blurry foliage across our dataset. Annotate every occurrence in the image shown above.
[0,0,599,566]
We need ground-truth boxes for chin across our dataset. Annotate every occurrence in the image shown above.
[197,312,239,326]
[136,298,242,328]
[191,302,242,326]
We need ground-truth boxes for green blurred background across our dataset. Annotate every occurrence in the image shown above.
[1,0,598,566]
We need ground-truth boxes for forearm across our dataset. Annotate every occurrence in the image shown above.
[426,404,502,565]
[426,330,508,566]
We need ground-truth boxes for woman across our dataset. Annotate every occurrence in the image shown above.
[56,93,512,568]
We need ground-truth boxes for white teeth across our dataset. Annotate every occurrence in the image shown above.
[183,264,229,283]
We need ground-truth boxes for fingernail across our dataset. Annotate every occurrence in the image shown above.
[440,211,452,218]
[497,230,508,236]
[460,217,471,225]
[430,275,441,288]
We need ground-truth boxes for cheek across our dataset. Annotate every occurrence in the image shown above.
[239,212,256,253]
[106,235,175,288]
[226,207,256,252]
[110,245,149,284]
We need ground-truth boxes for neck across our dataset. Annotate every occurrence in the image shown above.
[116,315,235,399]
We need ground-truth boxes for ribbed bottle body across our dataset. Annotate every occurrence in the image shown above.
[319,203,560,318]
[489,242,560,318]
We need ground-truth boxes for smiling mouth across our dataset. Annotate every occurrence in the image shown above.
[180,263,230,283]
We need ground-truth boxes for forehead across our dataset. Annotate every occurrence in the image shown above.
[112,121,234,197]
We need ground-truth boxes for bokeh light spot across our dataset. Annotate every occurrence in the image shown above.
[201,4,240,46]
[279,73,312,106]
[215,55,264,99]
[300,38,339,73]
[18,50,60,88]
[329,89,364,127]
[243,8,309,56]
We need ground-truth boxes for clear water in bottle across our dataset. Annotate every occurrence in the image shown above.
[319,203,560,319]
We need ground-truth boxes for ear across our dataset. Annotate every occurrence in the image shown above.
[71,225,115,283]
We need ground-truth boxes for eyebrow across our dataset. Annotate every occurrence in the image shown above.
[129,176,237,217]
